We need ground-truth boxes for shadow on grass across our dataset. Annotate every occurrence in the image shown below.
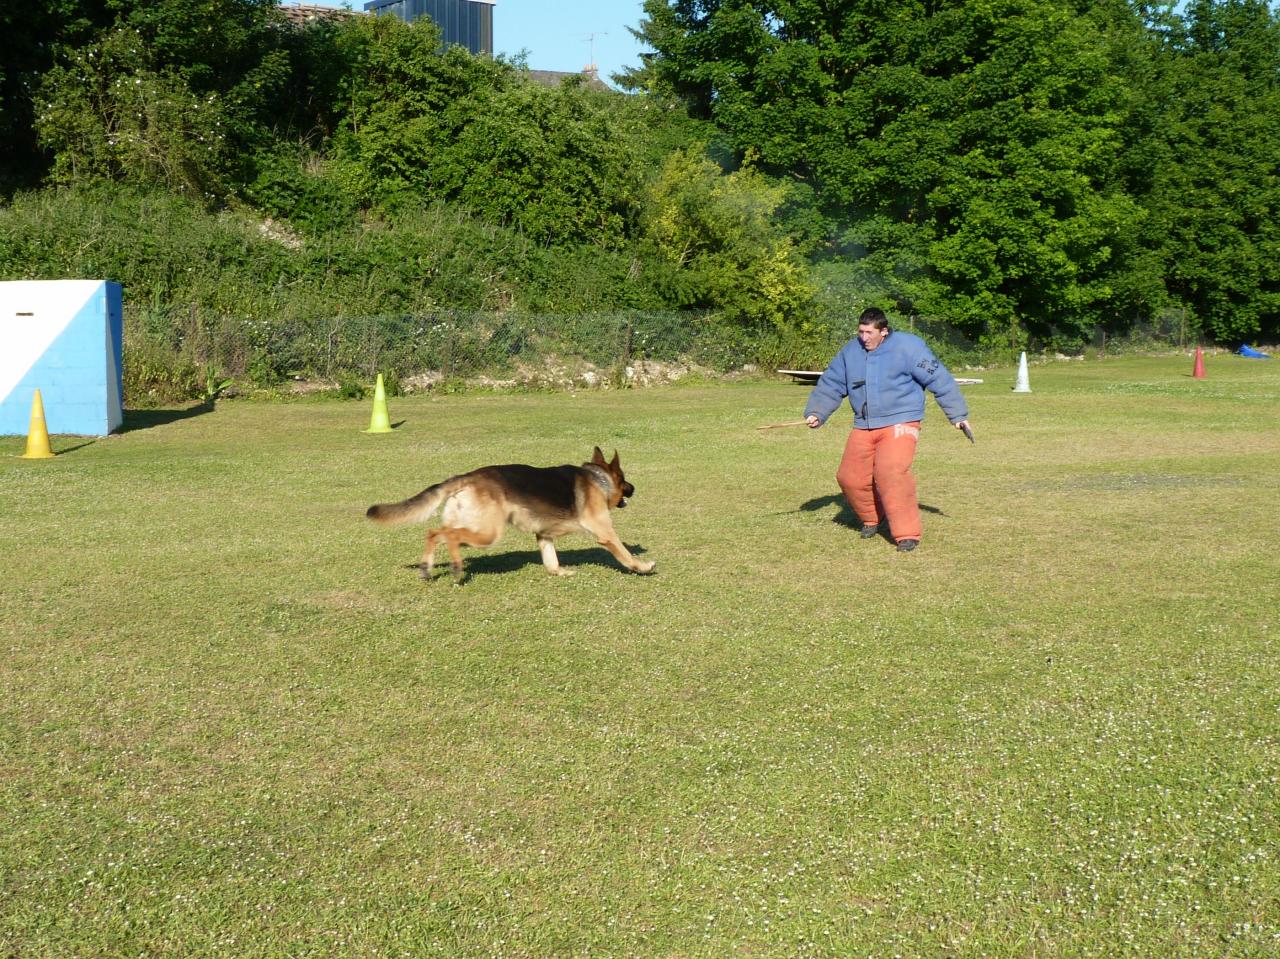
[795,493,946,535]
[119,400,214,433]
[5,438,99,457]
[54,440,100,455]
[401,543,651,583]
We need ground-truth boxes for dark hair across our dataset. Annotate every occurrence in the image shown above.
[858,307,889,330]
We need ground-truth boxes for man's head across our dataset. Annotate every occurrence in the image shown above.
[857,307,890,351]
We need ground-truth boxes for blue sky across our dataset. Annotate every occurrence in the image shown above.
[294,1,650,86]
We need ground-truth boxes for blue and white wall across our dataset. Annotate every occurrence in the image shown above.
[1,280,124,436]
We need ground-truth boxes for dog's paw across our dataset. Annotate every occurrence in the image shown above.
[548,567,576,577]
[634,560,656,574]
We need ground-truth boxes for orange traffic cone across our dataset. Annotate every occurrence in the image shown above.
[20,389,56,459]
[1192,346,1206,379]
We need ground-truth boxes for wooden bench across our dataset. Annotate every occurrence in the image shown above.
[776,369,822,383]
[779,369,984,386]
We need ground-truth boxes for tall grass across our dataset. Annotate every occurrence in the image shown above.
[0,186,675,323]
[6,188,1210,408]
[2,355,1277,957]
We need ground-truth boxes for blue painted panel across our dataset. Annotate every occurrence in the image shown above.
[107,283,124,410]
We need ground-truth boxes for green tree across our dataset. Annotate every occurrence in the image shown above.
[35,28,234,197]
[1145,0,1280,342]
[329,14,643,247]
[0,1,117,190]
[642,148,816,333]
[629,0,1159,347]
[30,0,293,198]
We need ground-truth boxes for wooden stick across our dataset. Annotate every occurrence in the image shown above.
[757,419,810,431]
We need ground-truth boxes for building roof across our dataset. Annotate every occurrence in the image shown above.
[278,3,360,26]
[523,68,612,92]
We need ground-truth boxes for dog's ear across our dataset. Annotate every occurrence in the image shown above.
[592,446,606,465]
[610,450,621,470]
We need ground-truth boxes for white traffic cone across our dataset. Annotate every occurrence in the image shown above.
[1012,351,1031,393]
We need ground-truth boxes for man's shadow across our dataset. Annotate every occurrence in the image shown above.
[795,493,944,534]
[403,544,651,584]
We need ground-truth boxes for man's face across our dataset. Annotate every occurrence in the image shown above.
[858,323,889,351]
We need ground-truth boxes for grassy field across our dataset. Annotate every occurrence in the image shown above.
[2,354,1278,958]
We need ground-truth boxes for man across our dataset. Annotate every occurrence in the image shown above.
[804,307,972,552]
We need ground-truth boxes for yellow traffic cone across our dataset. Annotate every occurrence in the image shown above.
[20,389,56,459]
[363,373,393,434]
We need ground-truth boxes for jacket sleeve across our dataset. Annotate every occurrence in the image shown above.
[803,348,849,425]
[911,345,969,423]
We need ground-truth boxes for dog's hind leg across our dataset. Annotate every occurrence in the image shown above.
[442,525,501,584]
[420,528,446,580]
[442,530,467,583]
[537,536,574,576]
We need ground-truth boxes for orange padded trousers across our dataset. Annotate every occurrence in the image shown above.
[836,421,922,542]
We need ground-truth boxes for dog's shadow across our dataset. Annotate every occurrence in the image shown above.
[796,493,945,534]
[402,544,651,583]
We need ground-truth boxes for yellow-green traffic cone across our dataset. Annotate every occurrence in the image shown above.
[364,374,393,433]
[20,389,56,459]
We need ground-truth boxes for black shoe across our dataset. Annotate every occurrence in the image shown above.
[896,539,919,552]
[860,522,883,539]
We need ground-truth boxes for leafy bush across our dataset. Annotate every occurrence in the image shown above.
[325,15,643,248]
[243,148,358,232]
[642,149,817,335]
[35,28,232,199]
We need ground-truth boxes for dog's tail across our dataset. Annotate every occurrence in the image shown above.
[365,478,460,526]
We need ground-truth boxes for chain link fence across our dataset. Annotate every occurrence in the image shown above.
[123,307,765,402]
[122,304,1208,404]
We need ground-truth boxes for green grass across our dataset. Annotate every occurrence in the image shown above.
[2,354,1278,958]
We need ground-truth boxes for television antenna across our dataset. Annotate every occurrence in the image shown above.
[583,32,608,73]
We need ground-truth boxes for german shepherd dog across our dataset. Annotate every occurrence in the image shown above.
[366,447,655,582]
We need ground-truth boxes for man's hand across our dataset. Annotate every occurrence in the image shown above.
[806,414,821,429]
[955,419,975,443]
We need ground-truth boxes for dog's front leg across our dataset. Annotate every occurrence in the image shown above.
[537,536,574,576]
[579,516,655,574]
[594,534,656,575]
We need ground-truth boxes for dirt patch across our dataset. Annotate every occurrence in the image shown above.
[253,358,763,398]
[256,217,304,250]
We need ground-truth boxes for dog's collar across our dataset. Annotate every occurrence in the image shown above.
[582,463,614,498]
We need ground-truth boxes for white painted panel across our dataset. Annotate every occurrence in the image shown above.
[0,281,101,404]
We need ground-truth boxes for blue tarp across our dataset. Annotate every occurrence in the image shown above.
[1238,344,1271,358]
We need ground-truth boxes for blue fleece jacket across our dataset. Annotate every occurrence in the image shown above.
[804,330,969,429]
